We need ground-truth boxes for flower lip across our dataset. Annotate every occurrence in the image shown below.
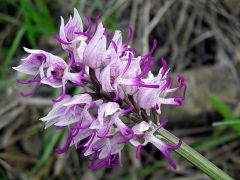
[19,82,43,97]
[117,129,134,144]
[74,31,90,38]
[153,118,168,133]
[55,34,72,45]
[16,76,40,85]
[136,145,142,158]
[121,53,132,76]
[88,151,111,170]
[76,117,92,130]
[55,127,73,154]
[82,131,97,154]
[97,125,112,138]
[178,75,187,98]
[141,39,157,65]
[161,57,168,77]
[111,40,118,53]
[122,27,133,48]
[52,85,67,103]
[85,16,92,34]
[89,11,103,40]
[162,138,182,170]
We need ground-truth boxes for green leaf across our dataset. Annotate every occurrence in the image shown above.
[193,133,240,152]
[32,129,64,173]
[0,12,20,25]
[21,0,37,47]
[212,120,240,127]
[20,0,56,48]
[35,0,55,31]
[208,94,240,131]
[0,26,27,79]
[208,94,236,120]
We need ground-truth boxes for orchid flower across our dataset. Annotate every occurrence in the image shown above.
[100,52,158,101]
[13,9,187,170]
[57,8,86,49]
[86,132,124,169]
[134,58,186,115]
[131,119,182,169]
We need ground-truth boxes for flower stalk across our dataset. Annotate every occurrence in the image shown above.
[157,128,233,180]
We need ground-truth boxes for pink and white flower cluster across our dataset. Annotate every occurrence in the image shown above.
[13,9,186,170]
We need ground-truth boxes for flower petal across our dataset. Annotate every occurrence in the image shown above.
[83,23,107,68]
[64,94,92,106]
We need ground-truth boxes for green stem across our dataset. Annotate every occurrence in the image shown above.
[157,128,233,180]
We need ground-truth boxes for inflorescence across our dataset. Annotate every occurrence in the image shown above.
[13,9,186,170]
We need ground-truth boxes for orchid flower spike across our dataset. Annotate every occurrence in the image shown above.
[13,8,187,170]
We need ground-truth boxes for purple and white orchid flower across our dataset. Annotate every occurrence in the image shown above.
[13,9,187,170]
[131,119,182,170]
[57,8,87,49]
[90,102,134,141]
[134,58,187,115]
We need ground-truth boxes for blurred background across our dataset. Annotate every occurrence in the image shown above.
[0,0,240,179]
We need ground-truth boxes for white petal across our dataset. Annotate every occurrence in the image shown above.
[73,8,83,32]
[40,96,71,122]
[82,23,107,68]
[132,121,150,134]
[100,65,115,92]
[63,94,92,106]
[40,77,63,88]
[23,47,43,55]
[112,30,122,48]
[104,102,120,116]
